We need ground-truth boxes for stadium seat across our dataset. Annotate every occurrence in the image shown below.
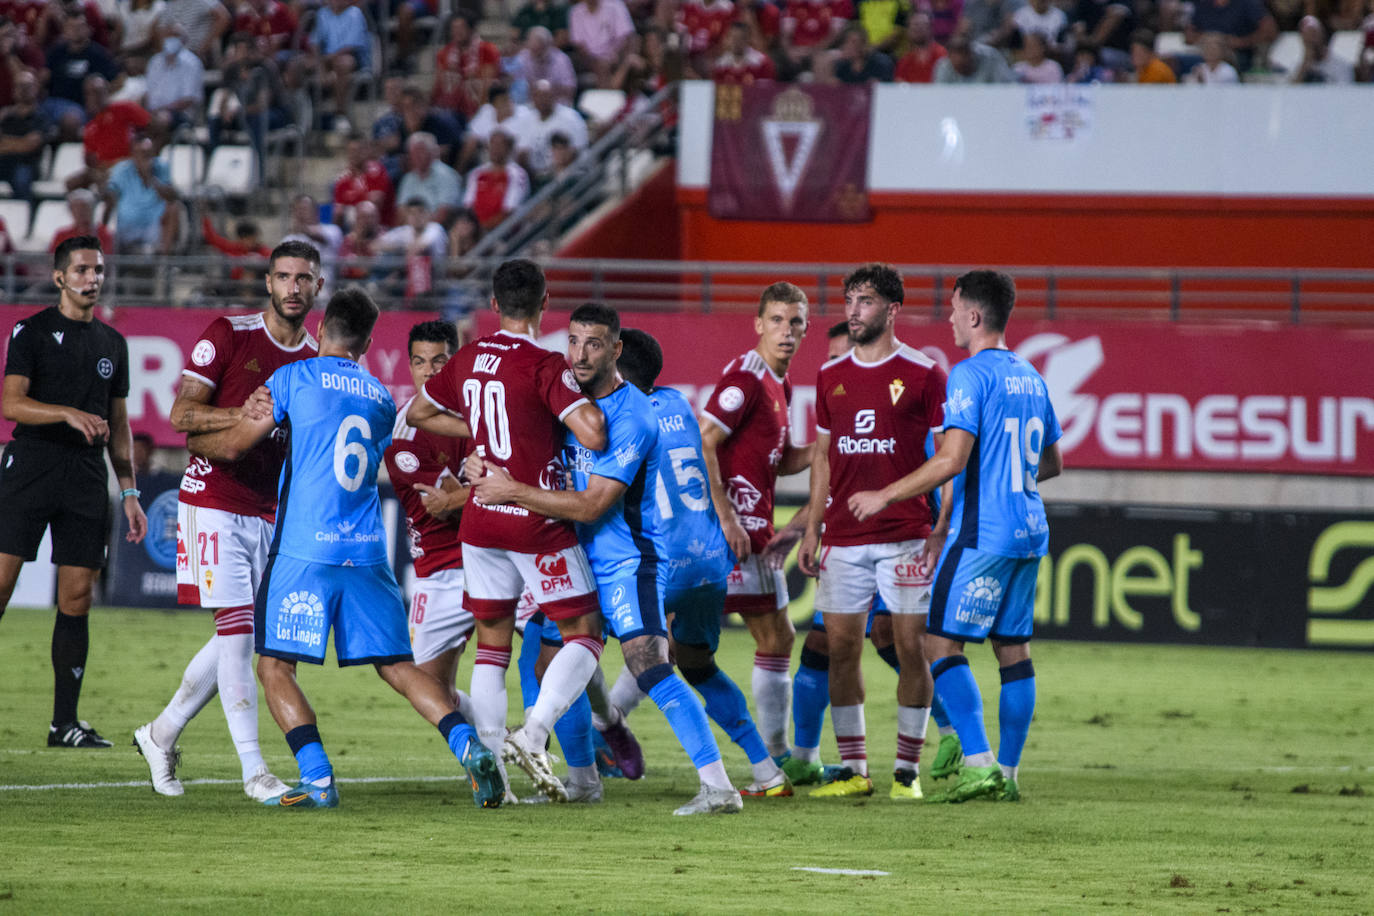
[1330,30,1364,68]
[23,200,71,252]
[164,144,205,194]
[0,199,31,242]
[1267,31,1303,74]
[33,143,85,199]
[577,90,628,129]
[203,145,257,199]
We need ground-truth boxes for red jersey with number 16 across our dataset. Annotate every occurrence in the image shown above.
[815,343,946,546]
[421,329,589,553]
[385,396,472,578]
[179,313,318,520]
[703,349,793,554]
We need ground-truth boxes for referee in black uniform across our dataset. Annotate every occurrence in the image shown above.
[0,235,148,747]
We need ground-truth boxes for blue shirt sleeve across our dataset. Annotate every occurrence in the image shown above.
[267,363,293,425]
[588,407,651,487]
[942,361,981,437]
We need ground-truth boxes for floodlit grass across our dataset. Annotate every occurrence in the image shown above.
[1,605,1372,913]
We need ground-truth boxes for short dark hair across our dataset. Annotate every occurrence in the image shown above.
[403,196,429,210]
[132,430,156,447]
[235,219,260,240]
[269,239,321,272]
[409,319,459,355]
[54,235,102,271]
[491,258,546,319]
[321,286,380,350]
[757,281,807,317]
[617,328,662,392]
[488,84,509,104]
[569,301,620,339]
[827,320,849,339]
[953,269,1016,332]
[1129,28,1156,51]
[843,263,904,305]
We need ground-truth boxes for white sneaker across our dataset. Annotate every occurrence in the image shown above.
[673,783,743,816]
[243,767,291,802]
[566,776,603,804]
[132,723,183,797]
[501,727,567,802]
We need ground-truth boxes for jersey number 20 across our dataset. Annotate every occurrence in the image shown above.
[462,379,512,460]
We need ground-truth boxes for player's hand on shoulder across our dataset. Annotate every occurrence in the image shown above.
[65,408,109,445]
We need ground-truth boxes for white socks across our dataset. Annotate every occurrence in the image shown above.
[151,635,220,749]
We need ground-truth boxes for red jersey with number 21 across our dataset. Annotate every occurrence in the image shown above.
[421,329,589,553]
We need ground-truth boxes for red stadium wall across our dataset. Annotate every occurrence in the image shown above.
[675,189,1374,269]
[557,161,680,260]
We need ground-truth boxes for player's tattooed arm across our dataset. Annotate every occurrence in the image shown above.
[189,388,277,462]
[169,376,241,434]
[472,464,625,524]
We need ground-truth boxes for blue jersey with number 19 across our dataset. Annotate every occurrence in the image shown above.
[649,386,735,591]
[941,348,1061,559]
[266,356,396,566]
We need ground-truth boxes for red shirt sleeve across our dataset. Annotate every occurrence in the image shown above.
[182,317,235,390]
[703,369,760,435]
[535,350,588,420]
[922,364,947,431]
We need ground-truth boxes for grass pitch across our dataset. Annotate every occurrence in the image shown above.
[1,605,1371,914]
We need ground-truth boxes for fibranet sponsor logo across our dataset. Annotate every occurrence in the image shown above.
[1033,534,1204,634]
[1306,521,1374,648]
[836,435,897,455]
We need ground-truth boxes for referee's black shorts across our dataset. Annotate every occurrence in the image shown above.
[0,440,111,569]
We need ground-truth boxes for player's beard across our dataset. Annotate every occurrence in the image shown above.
[270,290,310,328]
[849,314,885,346]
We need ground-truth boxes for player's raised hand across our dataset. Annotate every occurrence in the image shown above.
[241,385,273,422]
[124,496,148,544]
[64,407,109,445]
[848,489,890,522]
[798,528,822,578]
[471,464,519,505]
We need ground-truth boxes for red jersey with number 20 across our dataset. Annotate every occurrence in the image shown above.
[179,313,318,519]
[703,349,792,554]
[421,329,589,553]
[385,396,472,578]
[816,343,946,546]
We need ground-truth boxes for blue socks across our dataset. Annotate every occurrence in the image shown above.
[792,648,829,752]
[684,664,770,766]
[643,665,721,769]
[516,615,546,711]
[285,723,332,786]
[438,710,479,762]
[931,655,992,758]
[997,659,1036,770]
[553,692,596,768]
[930,679,951,730]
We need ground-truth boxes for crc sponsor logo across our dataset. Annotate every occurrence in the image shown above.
[893,560,931,587]
[537,552,574,593]
[837,435,897,455]
[275,589,325,649]
[1307,521,1374,648]
[855,409,876,434]
[1017,332,1374,466]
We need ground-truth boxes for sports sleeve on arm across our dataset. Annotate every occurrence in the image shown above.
[420,359,464,416]
[182,317,234,390]
[941,361,980,436]
[4,319,38,380]
[703,370,758,436]
[534,350,589,421]
[813,368,830,436]
[1043,396,1063,448]
[922,364,947,433]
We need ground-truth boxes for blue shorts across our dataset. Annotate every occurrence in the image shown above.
[599,568,666,641]
[256,554,413,666]
[927,546,1039,645]
[666,582,728,652]
[810,593,891,636]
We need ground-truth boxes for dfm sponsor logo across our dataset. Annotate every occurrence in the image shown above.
[1033,534,1204,633]
[536,552,573,593]
[1306,521,1374,648]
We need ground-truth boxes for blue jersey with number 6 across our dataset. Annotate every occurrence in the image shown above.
[266,356,396,566]
[649,386,735,591]
[940,349,1061,559]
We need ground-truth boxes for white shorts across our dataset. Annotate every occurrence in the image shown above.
[176,503,271,608]
[724,553,789,615]
[461,543,600,623]
[814,539,932,615]
[409,567,474,664]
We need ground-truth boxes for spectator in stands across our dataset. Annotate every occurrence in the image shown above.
[514,0,572,47]
[1067,39,1114,80]
[1015,31,1063,79]
[333,133,394,228]
[548,130,582,179]
[713,19,777,81]
[232,0,298,62]
[144,26,204,131]
[895,12,947,81]
[36,0,114,52]
[1007,0,1068,55]
[1358,14,1374,82]
[281,193,343,291]
[960,0,1023,45]
[104,132,180,254]
[1068,0,1132,72]
[372,75,406,153]
[396,131,463,225]
[516,79,588,184]
[447,206,482,258]
[1290,14,1354,81]
[44,14,122,136]
[0,70,49,202]
[1185,31,1240,81]
[1129,29,1175,80]
[308,0,372,128]
[50,188,114,252]
[111,51,150,103]
[389,0,436,75]
[935,33,1015,79]
[401,83,463,159]
[0,211,16,268]
[912,0,960,45]
[463,128,530,229]
[374,196,447,299]
[853,0,911,52]
[64,73,152,193]
[1183,0,1275,71]
[200,213,269,295]
[114,0,165,60]
[680,0,738,69]
[781,0,852,75]
[0,19,47,110]
[156,0,228,64]
[731,0,783,53]
[834,23,896,80]
[209,32,293,164]
[433,12,501,121]
[610,27,678,98]
[338,199,382,274]
[518,25,578,101]
[459,84,533,171]
[570,0,637,86]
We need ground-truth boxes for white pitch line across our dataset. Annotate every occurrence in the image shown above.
[792,867,890,877]
[0,775,457,792]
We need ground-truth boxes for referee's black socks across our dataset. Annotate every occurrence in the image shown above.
[51,611,89,725]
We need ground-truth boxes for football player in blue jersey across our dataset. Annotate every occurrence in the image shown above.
[192,288,504,809]
[470,304,742,815]
[849,270,1063,803]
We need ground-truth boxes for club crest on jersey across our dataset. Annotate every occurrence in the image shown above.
[97,357,113,379]
[244,358,260,373]
[889,378,905,405]
[717,386,745,412]
[203,568,214,594]
[191,339,216,366]
[561,368,579,393]
[727,474,762,513]
[394,451,420,474]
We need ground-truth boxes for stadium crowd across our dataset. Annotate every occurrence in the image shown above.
[0,0,1371,271]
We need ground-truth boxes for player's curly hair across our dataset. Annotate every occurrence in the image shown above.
[843,263,904,305]
[617,328,663,392]
[492,258,546,320]
[954,270,1016,332]
[408,319,459,355]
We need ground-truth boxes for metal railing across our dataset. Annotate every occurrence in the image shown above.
[3,255,1371,323]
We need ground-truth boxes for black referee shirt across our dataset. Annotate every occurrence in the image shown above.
[4,306,130,450]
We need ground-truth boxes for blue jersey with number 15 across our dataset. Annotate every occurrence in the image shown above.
[649,386,736,591]
[267,356,396,566]
[941,348,1061,559]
